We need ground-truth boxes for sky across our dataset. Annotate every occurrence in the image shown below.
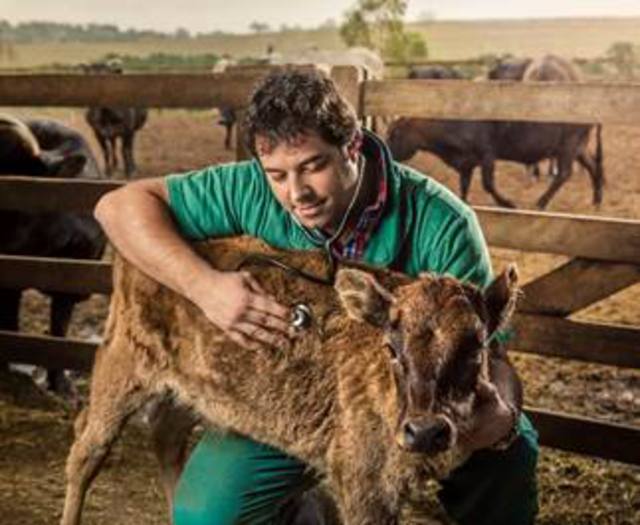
[4,0,640,34]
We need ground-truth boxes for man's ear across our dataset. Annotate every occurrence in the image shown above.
[483,264,519,336]
[344,130,363,162]
[335,268,393,327]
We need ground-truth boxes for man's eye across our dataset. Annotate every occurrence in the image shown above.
[269,173,286,183]
[303,159,328,173]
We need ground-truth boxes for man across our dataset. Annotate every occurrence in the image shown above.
[95,70,538,524]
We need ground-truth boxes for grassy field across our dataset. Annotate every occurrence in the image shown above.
[1,17,639,69]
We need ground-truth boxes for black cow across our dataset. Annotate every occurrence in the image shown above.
[82,61,148,178]
[0,115,106,395]
[487,57,532,81]
[388,55,604,209]
[408,65,465,79]
[387,116,603,209]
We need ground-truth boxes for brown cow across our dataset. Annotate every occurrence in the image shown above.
[61,237,521,525]
[388,55,604,209]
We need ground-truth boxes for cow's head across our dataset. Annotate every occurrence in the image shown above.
[335,266,519,469]
[386,118,420,162]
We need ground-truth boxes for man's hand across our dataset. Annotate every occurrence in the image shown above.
[460,379,518,453]
[189,269,292,350]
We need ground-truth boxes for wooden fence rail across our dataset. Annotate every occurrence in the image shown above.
[2,178,640,262]
[2,73,640,125]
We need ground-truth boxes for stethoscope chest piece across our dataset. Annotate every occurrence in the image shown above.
[291,303,313,331]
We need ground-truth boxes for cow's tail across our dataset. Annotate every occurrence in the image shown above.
[591,123,605,207]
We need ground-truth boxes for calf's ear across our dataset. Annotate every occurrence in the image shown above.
[483,264,519,336]
[335,268,393,327]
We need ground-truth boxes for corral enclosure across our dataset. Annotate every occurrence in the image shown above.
[1,17,640,525]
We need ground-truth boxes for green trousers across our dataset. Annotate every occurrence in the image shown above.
[173,414,538,525]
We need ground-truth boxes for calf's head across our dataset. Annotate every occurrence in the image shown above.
[335,266,519,464]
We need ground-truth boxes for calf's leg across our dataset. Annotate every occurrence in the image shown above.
[47,293,78,396]
[61,344,148,525]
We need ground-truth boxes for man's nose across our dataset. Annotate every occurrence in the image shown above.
[288,173,312,203]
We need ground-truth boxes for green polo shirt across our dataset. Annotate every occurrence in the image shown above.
[166,130,492,288]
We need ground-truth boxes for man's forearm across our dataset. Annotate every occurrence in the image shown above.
[94,180,219,303]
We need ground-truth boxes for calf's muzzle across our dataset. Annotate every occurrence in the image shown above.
[402,416,453,454]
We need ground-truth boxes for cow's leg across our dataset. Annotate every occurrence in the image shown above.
[458,166,474,202]
[0,289,21,331]
[0,289,21,372]
[480,159,516,208]
[109,137,118,172]
[122,132,136,178]
[147,398,197,522]
[95,133,112,176]
[536,153,574,209]
[46,293,78,397]
[576,151,603,206]
[224,123,234,150]
[61,346,147,525]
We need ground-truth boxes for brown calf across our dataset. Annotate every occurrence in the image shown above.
[61,237,520,525]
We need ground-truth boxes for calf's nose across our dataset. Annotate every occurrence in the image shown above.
[403,418,452,454]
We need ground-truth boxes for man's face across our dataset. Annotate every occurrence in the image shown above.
[258,131,360,233]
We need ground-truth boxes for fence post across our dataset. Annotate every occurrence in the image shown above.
[330,65,364,120]
[234,109,251,161]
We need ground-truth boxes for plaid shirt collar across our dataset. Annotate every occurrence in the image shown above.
[330,137,388,261]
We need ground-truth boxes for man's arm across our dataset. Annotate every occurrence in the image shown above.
[95,177,290,349]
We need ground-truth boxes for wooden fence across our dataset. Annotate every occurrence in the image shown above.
[1,66,639,465]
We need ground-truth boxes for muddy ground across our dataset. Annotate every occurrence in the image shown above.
[1,109,638,524]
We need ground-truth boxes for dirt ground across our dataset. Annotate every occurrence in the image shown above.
[1,109,639,524]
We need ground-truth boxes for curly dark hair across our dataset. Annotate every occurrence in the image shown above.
[243,69,359,156]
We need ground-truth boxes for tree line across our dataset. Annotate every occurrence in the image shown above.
[0,20,209,43]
